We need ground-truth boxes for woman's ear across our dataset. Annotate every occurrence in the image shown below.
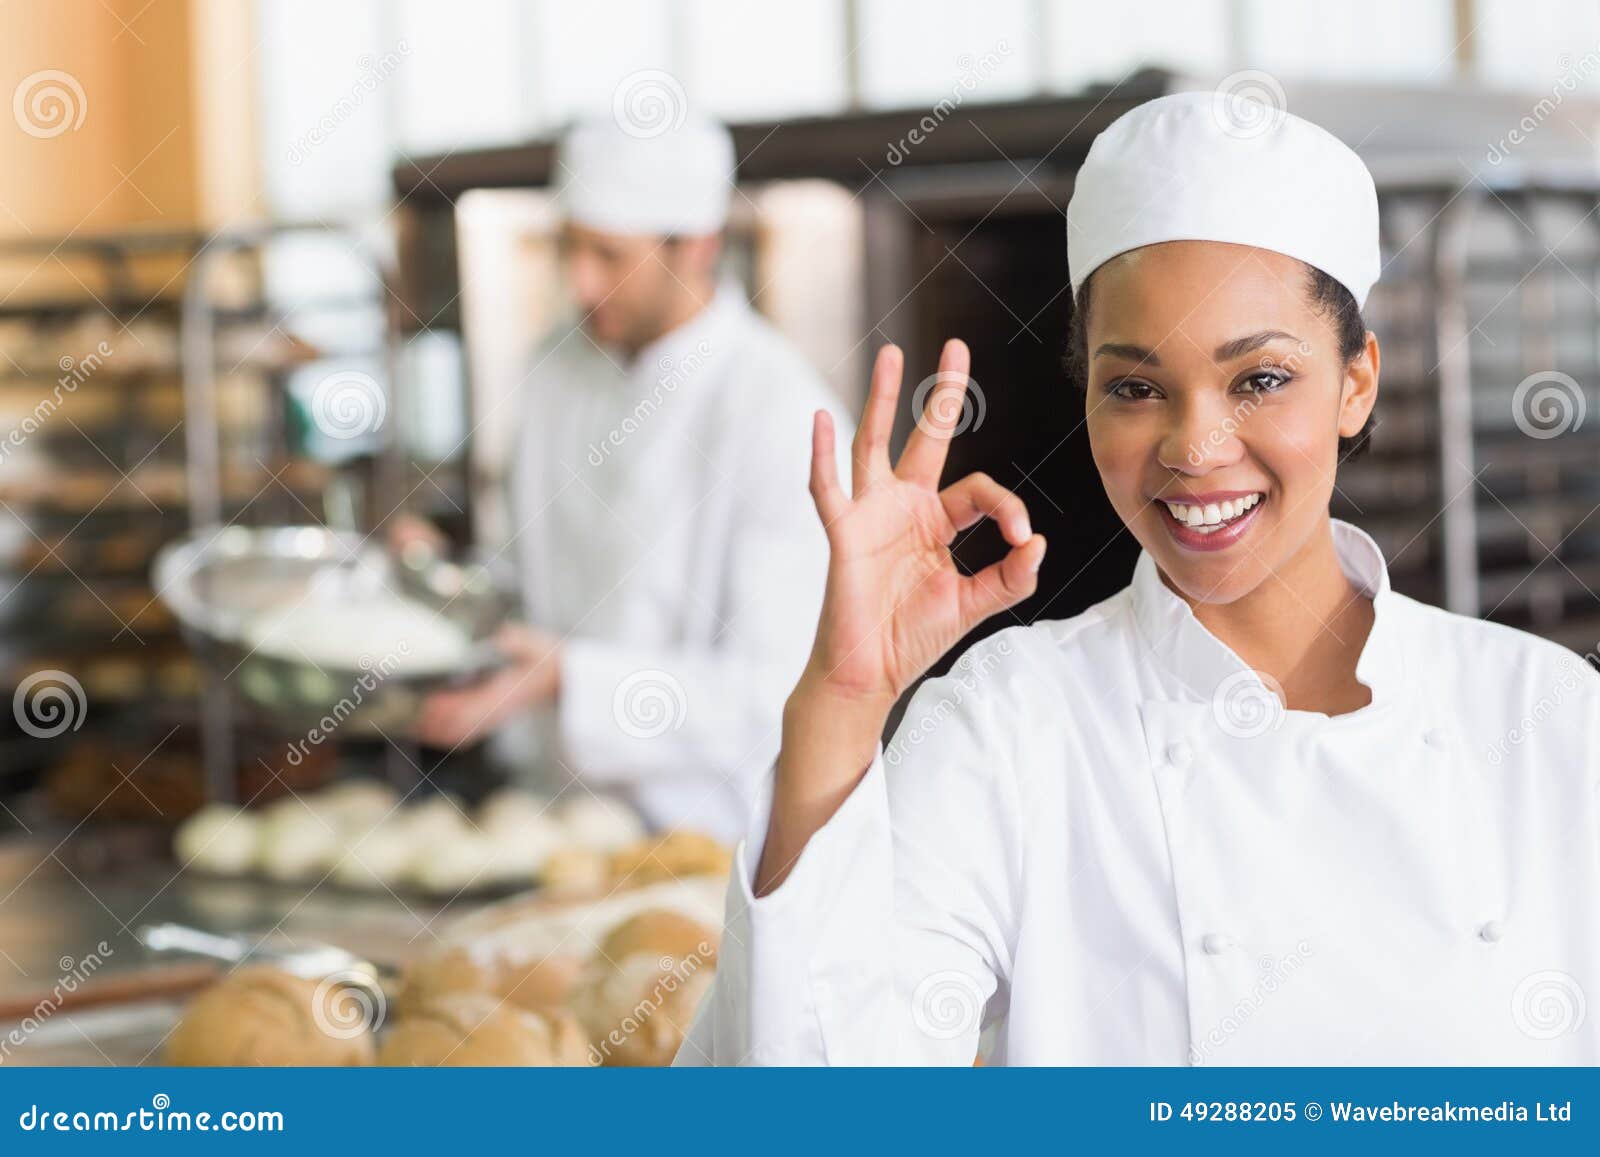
[1338,330,1380,439]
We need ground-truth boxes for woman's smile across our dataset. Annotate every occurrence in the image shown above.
[1153,489,1268,552]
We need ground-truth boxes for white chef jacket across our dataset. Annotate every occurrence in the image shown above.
[678,517,1600,1065]
[507,282,851,841]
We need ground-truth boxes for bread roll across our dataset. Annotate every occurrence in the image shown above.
[607,830,732,887]
[377,992,589,1066]
[598,909,720,963]
[570,910,719,1066]
[396,947,580,1015]
[538,845,610,899]
[166,965,376,1066]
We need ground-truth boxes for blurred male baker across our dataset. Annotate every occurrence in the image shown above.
[404,113,852,842]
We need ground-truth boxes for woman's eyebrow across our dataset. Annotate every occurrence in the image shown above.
[1093,342,1159,365]
[1214,330,1300,361]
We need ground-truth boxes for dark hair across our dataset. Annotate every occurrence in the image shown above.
[1065,261,1375,463]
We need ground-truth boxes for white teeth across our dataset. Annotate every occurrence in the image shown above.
[1164,492,1262,527]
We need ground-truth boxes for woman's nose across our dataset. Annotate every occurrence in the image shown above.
[1156,394,1246,474]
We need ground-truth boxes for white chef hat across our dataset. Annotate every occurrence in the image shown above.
[1067,91,1380,309]
[555,113,735,237]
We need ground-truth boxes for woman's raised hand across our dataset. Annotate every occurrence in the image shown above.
[798,338,1046,712]
[759,339,1045,893]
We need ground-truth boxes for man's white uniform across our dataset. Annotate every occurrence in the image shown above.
[508,282,852,841]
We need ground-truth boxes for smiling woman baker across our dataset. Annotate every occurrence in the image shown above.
[677,92,1600,1066]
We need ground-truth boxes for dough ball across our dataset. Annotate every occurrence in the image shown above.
[255,802,341,881]
[396,947,580,1016]
[408,831,499,894]
[377,992,590,1067]
[477,788,554,835]
[482,834,547,885]
[329,822,416,890]
[608,830,732,887]
[538,845,611,899]
[557,794,645,852]
[317,779,398,834]
[397,794,469,842]
[173,804,260,875]
[570,910,719,1067]
[166,965,376,1066]
[477,789,564,882]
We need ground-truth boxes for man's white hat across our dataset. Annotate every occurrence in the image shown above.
[556,112,735,237]
[1066,91,1380,309]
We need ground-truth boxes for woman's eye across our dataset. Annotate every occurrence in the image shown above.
[1109,380,1158,400]
[1238,372,1289,395]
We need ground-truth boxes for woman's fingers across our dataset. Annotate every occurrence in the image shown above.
[942,466,1041,627]
[939,471,1031,544]
[808,409,847,526]
[895,338,971,488]
[959,534,1046,627]
[853,344,904,498]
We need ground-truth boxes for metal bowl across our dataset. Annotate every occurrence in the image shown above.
[153,525,511,732]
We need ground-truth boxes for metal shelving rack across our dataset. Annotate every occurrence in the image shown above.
[0,222,401,824]
[1337,175,1600,664]
[179,222,403,800]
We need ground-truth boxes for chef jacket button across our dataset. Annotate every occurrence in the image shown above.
[1423,727,1446,749]
[1166,741,1193,770]
[1478,920,1505,943]
[1201,932,1232,956]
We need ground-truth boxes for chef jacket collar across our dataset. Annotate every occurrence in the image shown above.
[624,275,748,382]
[1128,516,1407,713]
